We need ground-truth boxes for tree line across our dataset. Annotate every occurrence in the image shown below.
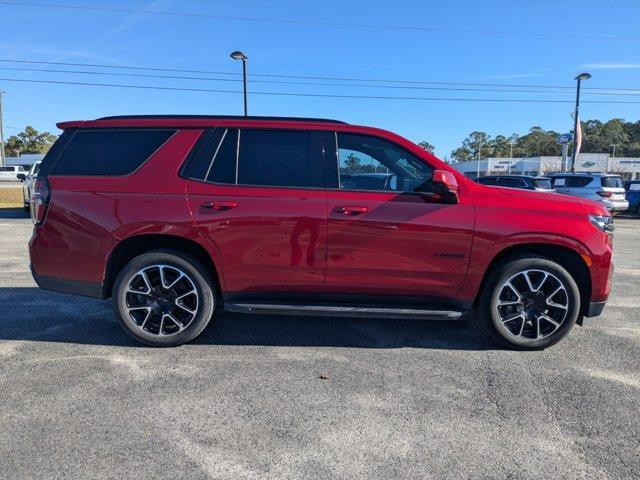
[4,126,58,157]
[417,118,640,163]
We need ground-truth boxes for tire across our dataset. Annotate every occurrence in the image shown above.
[112,249,215,347]
[477,255,581,350]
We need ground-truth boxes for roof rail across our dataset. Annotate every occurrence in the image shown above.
[96,114,347,124]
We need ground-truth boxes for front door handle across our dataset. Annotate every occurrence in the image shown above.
[332,206,368,216]
[202,200,239,210]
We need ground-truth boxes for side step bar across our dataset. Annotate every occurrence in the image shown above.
[224,302,464,320]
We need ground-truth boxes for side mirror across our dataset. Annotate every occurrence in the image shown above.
[17,173,27,182]
[432,170,459,204]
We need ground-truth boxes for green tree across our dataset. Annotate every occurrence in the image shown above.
[418,141,435,153]
[5,126,57,156]
[344,153,362,174]
[458,131,491,160]
[450,147,472,162]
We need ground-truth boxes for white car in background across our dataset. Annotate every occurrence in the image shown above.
[0,165,27,182]
[549,173,629,212]
[20,162,42,211]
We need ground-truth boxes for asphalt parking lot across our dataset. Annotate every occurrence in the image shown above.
[1,207,639,479]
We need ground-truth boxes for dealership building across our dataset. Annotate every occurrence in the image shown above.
[454,153,640,180]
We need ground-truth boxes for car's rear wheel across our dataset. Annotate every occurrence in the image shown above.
[113,250,215,346]
[478,256,580,350]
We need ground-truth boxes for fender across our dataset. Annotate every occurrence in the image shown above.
[456,231,592,303]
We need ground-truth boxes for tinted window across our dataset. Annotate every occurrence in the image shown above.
[38,129,74,177]
[497,177,526,188]
[552,176,592,188]
[184,128,238,184]
[567,176,593,188]
[51,129,175,176]
[477,177,497,185]
[237,129,323,188]
[532,178,552,189]
[207,129,237,184]
[601,176,622,188]
[336,133,433,193]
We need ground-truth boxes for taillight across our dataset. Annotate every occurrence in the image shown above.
[30,177,51,225]
[596,191,612,198]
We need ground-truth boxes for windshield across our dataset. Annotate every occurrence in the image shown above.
[532,178,552,189]
[601,176,622,188]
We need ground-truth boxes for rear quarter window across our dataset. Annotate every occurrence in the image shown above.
[601,176,622,188]
[532,178,552,189]
[50,129,175,176]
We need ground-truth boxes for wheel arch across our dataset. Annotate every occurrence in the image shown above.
[474,243,592,318]
[103,234,222,299]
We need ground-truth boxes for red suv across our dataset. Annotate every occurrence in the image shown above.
[29,115,614,349]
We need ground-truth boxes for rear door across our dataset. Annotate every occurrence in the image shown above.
[185,127,328,294]
[323,131,474,299]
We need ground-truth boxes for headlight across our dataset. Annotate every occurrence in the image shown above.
[589,215,614,234]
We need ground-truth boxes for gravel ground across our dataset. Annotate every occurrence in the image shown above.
[0,210,638,479]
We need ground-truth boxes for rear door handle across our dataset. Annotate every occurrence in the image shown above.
[332,206,368,216]
[202,200,238,210]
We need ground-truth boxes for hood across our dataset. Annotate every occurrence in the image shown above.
[476,184,609,215]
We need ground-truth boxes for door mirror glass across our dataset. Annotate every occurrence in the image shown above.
[17,173,27,181]
[432,170,459,204]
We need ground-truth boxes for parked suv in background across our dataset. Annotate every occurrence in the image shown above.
[29,115,614,349]
[549,173,628,212]
[624,181,640,216]
[0,165,27,182]
[20,161,41,211]
[476,175,555,192]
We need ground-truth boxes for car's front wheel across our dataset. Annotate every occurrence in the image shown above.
[113,250,215,346]
[478,256,581,350]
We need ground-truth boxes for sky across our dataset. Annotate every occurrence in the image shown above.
[1,0,639,158]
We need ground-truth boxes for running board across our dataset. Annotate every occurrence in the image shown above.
[224,302,464,320]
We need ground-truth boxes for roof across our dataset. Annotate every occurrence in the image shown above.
[57,114,348,130]
[95,115,347,124]
[548,172,620,177]
[480,175,550,179]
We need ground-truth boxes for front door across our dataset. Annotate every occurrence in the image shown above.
[186,127,328,294]
[324,132,475,299]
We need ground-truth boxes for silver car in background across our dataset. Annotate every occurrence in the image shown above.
[549,173,629,212]
[20,162,41,212]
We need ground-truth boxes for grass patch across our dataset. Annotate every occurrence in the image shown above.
[0,186,24,209]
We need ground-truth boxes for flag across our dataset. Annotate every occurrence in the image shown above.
[574,114,582,158]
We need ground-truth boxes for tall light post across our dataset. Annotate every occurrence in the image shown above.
[230,51,248,116]
[570,72,591,172]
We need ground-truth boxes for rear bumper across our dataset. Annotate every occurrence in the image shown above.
[586,300,607,318]
[603,200,629,212]
[31,264,105,299]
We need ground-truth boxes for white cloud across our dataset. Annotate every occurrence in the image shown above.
[581,63,640,70]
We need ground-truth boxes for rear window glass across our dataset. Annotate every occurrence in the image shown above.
[552,176,592,188]
[497,177,526,188]
[477,177,497,185]
[51,129,175,176]
[532,178,552,189]
[237,129,323,188]
[601,176,622,188]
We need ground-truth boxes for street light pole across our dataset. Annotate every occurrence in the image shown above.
[230,51,248,116]
[0,90,6,167]
[570,73,591,173]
